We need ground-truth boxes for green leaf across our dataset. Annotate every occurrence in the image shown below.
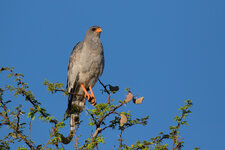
[31,116,35,120]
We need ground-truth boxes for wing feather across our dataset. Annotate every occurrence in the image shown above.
[99,43,104,76]
[66,41,83,93]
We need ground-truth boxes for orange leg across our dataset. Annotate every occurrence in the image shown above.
[80,84,96,106]
[89,86,96,105]
[80,83,90,100]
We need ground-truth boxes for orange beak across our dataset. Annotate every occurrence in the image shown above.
[94,27,102,33]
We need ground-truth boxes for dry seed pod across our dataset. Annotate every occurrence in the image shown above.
[120,114,127,126]
[125,92,133,103]
[135,97,144,104]
[109,85,119,93]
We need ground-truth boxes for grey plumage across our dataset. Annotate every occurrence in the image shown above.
[66,26,104,131]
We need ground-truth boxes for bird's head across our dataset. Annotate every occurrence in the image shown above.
[84,26,102,41]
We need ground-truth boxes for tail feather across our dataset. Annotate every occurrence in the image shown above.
[70,113,80,130]
[67,94,85,131]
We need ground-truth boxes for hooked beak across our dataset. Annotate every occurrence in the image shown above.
[94,27,102,33]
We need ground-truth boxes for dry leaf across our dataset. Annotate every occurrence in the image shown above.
[109,85,119,93]
[125,92,133,103]
[120,114,127,126]
[135,97,144,104]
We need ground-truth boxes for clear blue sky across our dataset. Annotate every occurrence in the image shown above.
[1,0,225,149]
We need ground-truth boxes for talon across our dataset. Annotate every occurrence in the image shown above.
[91,98,96,106]
[84,92,90,101]
[88,96,96,106]
[89,86,97,106]
[80,84,97,106]
[81,83,90,100]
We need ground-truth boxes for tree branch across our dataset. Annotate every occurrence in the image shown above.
[0,103,36,150]
[97,103,123,128]
[98,79,111,104]
[74,130,79,150]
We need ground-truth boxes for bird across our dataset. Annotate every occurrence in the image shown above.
[66,26,104,131]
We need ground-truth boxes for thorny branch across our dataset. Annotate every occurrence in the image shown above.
[89,102,124,148]
[0,100,36,150]
[1,67,195,150]
[97,103,123,128]
[0,67,67,148]
[2,67,58,124]
[172,111,185,150]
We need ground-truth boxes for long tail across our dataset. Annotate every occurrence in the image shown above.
[70,113,80,131]
[67,94,85,131]
[61,95,84,144]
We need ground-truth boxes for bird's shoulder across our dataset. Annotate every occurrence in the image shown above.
[68,41,84,62]
[71,41,84,55]
[68,41,83,70]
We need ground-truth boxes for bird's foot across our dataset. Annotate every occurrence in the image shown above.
[81,83,90,100]
[83,92,90,101]
[89,95,96,106]
[80,84,97,106]
[84,93,96,106]
[89,86,96,106]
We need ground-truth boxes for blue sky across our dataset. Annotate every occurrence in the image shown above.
[1,0,225,149]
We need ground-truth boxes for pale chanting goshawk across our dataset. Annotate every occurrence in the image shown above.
[66,26,104,131]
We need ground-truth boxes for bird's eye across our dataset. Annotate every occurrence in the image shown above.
[92,28,96,31]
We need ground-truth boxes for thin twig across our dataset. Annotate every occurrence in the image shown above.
[16,109,21,131]
[172,110,185,150]
[9,69,58,124]
[98,79,111,104]
[86,110,97,127]
[43,134,51,150]
[55,89,84,97]
[60,142,65,150]
[97,103,123,128]
[0,122,9,125]
[112,145,115,150]
[29,121,32,141]
[89,103,125,148]
[98,79,110,95]
[119,130,123,149]
[96,144,99,150]
[55,143,59,150]
[0,109,36,150]
[74,130,79,150]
